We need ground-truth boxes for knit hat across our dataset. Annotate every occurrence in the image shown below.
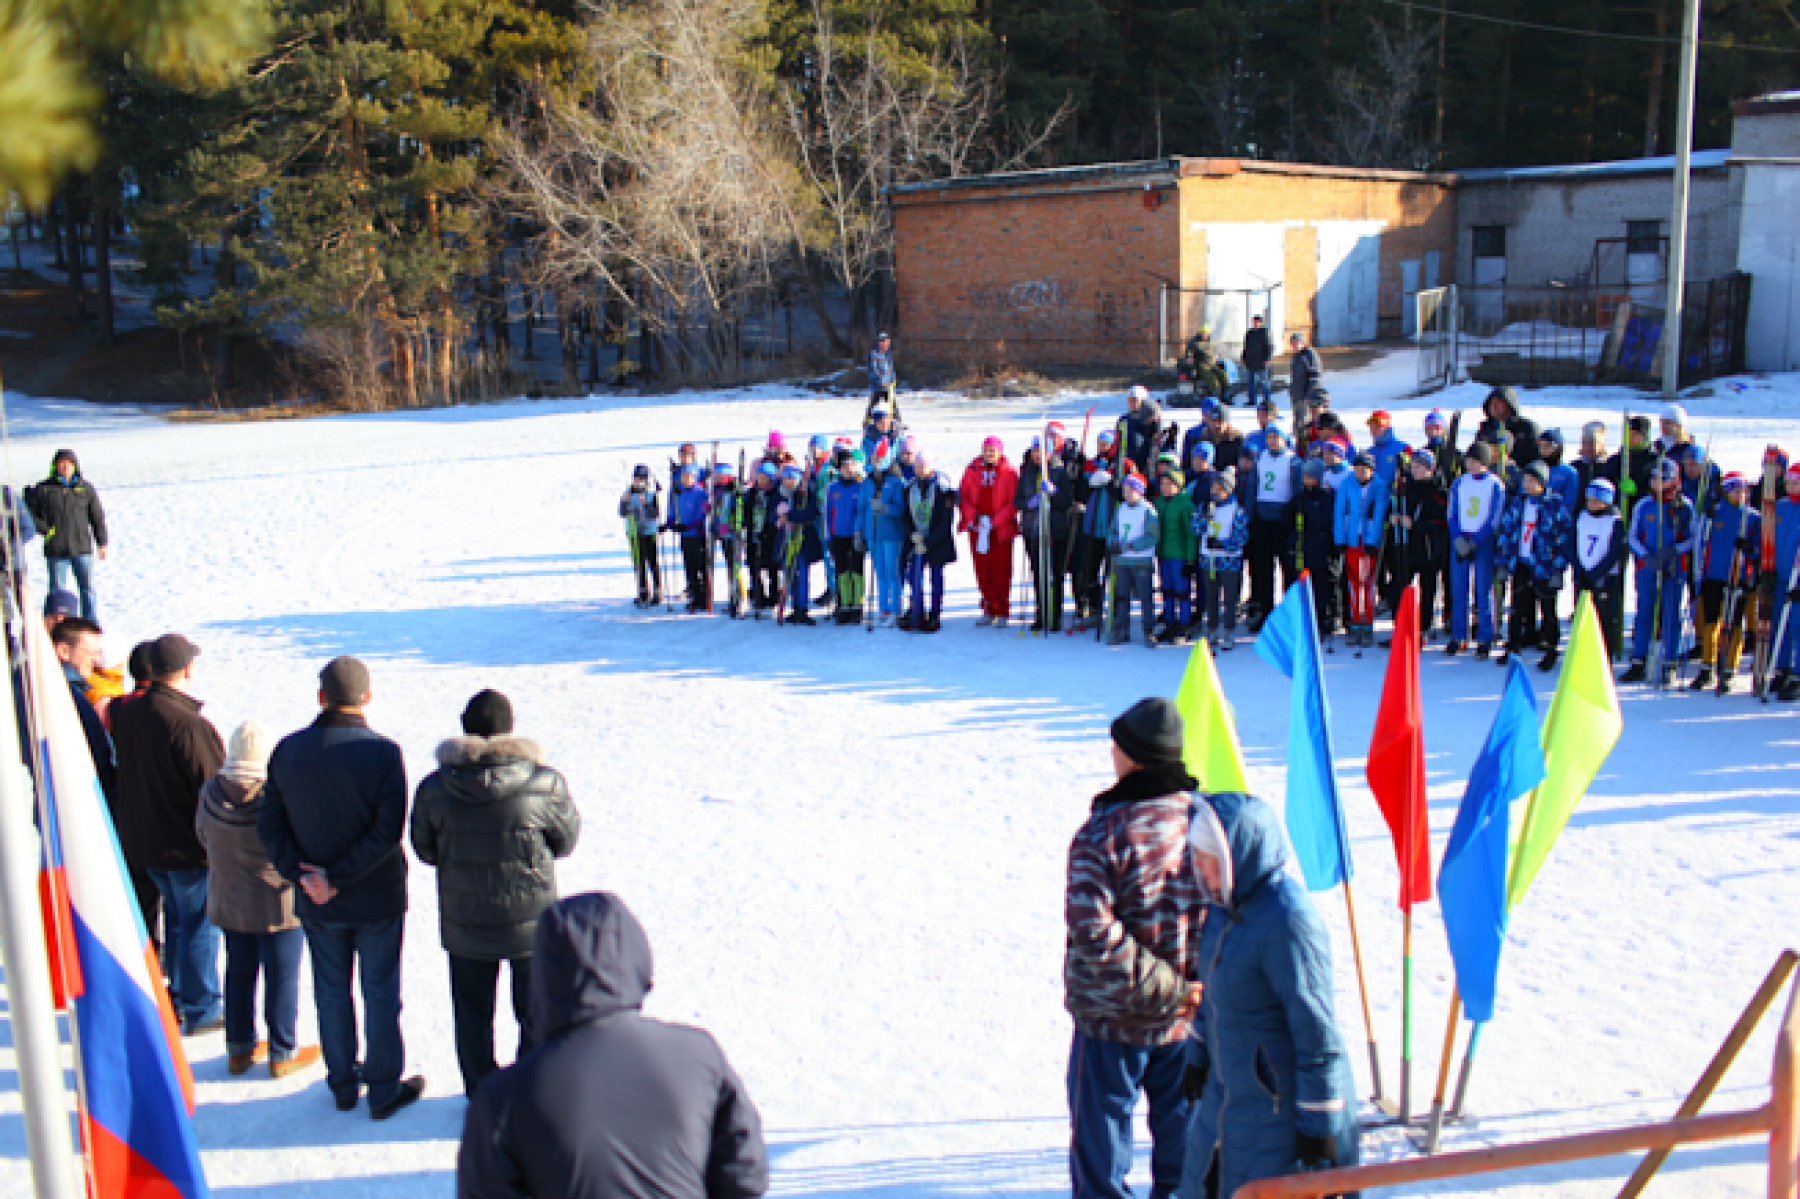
[1368,410,1391,427]
[1539,427,1564,448]
[44,590,81,618]
[1664,403,1688,428]
[1110,698,1185,768]
[1157,450,1179,466]
[871,404,890,418]
[1046,421,1067,445]
[632,464,650,480]
[1097,429,1117,447]
[319,655,370,707]
[1128,385,1149,404]
[715,459,737,480]
[982,435,1003,451]
[1353,451,1375,470]
[1628,414,1653,435]
[1167,469,1185,488]
[128,641,155,686]
[1321,438,1344,459]
[1523,461,1549,488]
[758,461,779,481]
[768,430,786,449]
[1123,473,1147,495]
[914,451,932,473]
[1424,409,1446,431]
[780,464,804,483]
[1265,424,1286,443]
[461,689,514,737]
[1303,458,1327,481]
[1654,458,1681,483]
[809,434,828,452]
[1721,471,1749,492]
[1187,801,1228,863]
[1787,463,1800,487]
[1680,442,1707,464]
[1411,448,1436,469]
[1466,442,1493,467]
[1193,442,1215,464]
[902,434,919,455]
[223,720,272,785]
[1586,479,1618,505]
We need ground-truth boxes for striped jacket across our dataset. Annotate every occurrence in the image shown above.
[1064,766,1206,1046]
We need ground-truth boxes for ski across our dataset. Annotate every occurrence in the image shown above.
[1753,446,1783,696]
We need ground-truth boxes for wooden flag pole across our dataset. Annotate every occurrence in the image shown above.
[1341,876,1386,1104]
[1426,987,1463,1152]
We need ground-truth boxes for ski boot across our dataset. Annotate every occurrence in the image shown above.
[1220,629,1235,651]
[995,616,1009,629]
[788,611,816,626]
[1444,640,1464,657]
[897,611,916,631]
[1496,648,1512,666]
[1716,670,1735,696]
[1689,665,1715,692]
[1473,642,1492,660]
[1620,659,1647,683]
[923,612,942,633]
[1779,675,1800,702]
[1538,646,1560,672]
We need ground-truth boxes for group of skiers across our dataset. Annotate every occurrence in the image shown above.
[619,375,1800,698]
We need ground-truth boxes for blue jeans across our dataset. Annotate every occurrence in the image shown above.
[1450,540,1497,644]
[224,927,305,1060]
[1632,565,1686,665]
[1067,1030,1190,1199]
[872,538,904,615]
[1246,368,1271,407]
[46,553,98,624]
[906,556,945,617]
[303,916,405,1108]
[149,869,221,1030]
[1158,559,1191,626]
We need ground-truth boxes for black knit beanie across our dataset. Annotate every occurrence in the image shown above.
[1110,698,1186,768]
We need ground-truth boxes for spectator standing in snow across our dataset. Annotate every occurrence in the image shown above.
[1241,315,1272,408]
[619,466,663,607]
[456,892,769,1199]
[1064,698,1204,1199]
[111,633,226,1035]
[23,448,108,623]
[412,690,580,1098]
[259,656,424,1119]
[51,616,115,805]
[1180,790,1361,1199]
[1285,332,1321,412]
[867,332,897,414]
[196,720,322,1079]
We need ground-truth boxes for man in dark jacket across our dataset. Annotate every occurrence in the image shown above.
[1241,314,1273,408]
[51,616,115,801]
[1476,386,1541,470]
[1285,332,1321,411]
[412,689,580,1097]
[456,892,769,1199]
[23,449,108,623]
[259,656,424,1118]
[110,633,225,1033]
[1064,699,1204,1199]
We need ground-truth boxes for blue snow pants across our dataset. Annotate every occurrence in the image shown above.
[872,537,904,616]
[1449,539,1496,644]
[1632,564,1685,664]
[1158,559,1191,626]
[1067,1030,1190,1199]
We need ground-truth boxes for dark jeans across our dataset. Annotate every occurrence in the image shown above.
[1067,1030,1190,1199]
[681,536,709,606]
[1508,566,1559,652]
[47,553,99,624]
[303,915,405,1108]
[149,868,221,1030]
[224,927,305,1060]
[1248,516,1295,617]
[449,955,534,1097]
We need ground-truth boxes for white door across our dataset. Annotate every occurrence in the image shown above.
[1425,250,1441,290]
[1203,223,1286,351]
[1316,221,1385,345]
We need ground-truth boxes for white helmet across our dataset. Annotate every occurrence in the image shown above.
[1128,385,1149,404]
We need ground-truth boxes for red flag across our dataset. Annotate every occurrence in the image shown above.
[1367,585,1432,909]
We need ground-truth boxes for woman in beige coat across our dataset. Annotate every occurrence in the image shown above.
[196,721,321,1077]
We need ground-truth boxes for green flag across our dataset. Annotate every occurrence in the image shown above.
[1176,638,1250,792]
[1507,592,1623,906]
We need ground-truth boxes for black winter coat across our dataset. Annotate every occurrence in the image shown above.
[1242,327,1272,371]
[259,711,409,925]
[1287,346,1322,403]
[411,736,581,962]
[25,460,108,558]
[902,472,959,567]
[111,683,225,871]
[457,892,768,1199]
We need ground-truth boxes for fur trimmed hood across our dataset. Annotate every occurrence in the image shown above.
[435,734,547,768]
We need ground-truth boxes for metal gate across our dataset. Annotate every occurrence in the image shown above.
[1416,284,1459,392]
[1158,283,1283,372]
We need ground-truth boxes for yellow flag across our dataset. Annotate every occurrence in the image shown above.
[1176,638,1250,792]
[1507,592,1623,906]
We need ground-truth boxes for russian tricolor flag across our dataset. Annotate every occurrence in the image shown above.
[23,611,209,1198]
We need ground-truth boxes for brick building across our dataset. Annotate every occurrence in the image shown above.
[889,156,1458,370]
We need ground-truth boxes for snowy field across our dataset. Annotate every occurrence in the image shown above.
[1,349,1797,1197]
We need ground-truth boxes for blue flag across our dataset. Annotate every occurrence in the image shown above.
[1438,661,1547,1024]
[1253,575,1354,891]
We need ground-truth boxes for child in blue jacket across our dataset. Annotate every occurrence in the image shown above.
[863,444,909,628]
[670,464,711,612]
[1332,452,1388,647]
[1770,465,1800,701]
[1447,442,1509,656]
[1495,462,1571,669]
[825,454,869,624]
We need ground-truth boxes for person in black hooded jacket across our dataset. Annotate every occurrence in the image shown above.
[1475,387,1541,471]
[457,892,769,1199]
[412,689,580,1097]
[23,448,108,623]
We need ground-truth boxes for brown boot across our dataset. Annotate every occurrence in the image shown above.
[269,1045,323,1080]
[227,1042,268,1076]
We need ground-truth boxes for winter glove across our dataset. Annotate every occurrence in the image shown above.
[911,532,926,550]
[1453,536,1474,560]
[1737,536,1757,556]
[1295,1133,1337,1173]
[1180,1062,1209,1102]
[1091,470,1113,488]
[1185,562,1198,580]
[1026,494,1041,510]
[853,534,866,554]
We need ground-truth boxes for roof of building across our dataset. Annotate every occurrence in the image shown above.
[887,155,1456,198]
[1458,149,1734,184]
[1736,90,1800,116]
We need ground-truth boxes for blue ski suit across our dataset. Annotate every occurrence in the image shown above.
[1627,491,1696,665]
[1180,791,1361,1199]
[1773,498,1800,676]
[1448,470,1507,644]
[863,471,908,617]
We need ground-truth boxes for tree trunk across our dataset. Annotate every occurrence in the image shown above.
[787,244,849,356]
[95,200,115,343]
[214,322,234,389]
[214,222,235,386]
[49,200,65,270]
[63,193,84,323]
[558,290,580,389]
[396,330,418,407]
[1643,0,1671,156]
[440,297,456,403]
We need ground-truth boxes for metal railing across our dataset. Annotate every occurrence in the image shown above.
[1233,949,1800,1199]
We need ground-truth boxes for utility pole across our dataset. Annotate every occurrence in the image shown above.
[1659,0,1702,399]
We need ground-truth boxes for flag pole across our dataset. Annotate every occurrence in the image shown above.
[1426,987,1463,1152]
[1401,905,1415,1123]
[1340,876,1385,1103]
[1450,1022,1484,1120]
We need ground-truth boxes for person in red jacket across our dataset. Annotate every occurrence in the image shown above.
[960,436,1019,625]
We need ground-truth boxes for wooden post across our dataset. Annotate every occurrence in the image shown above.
[1426,987,1462,1153]
[1618,950,1796,1197]
[1772,976,1799,1199]
[1340,877,1386,1104]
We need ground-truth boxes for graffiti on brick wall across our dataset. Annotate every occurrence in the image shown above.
[967,277,1080,313]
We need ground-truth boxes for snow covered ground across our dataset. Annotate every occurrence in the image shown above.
[1,349,1797,1197]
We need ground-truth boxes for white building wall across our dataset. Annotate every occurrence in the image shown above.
[1736,162,1800,372]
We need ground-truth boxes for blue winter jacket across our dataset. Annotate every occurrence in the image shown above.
[1700,500,1760,583]
[1628,493,1697,570]
[779,487,824,564]
[1495,491,1572,584]
[1546,462,1581,515]
[1775,500,1800,591]
[824,478,865,539]
[1181,792,1360,1199]
[1197,497,1249,573]
[866,472,907,543]
[673,485,709,539]
[1082,466,1118,539]
[1367,427,1407,487]
[1332,474,1388,551]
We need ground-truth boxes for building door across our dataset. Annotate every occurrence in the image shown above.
[1402,260,1421,336]
[1471,225,1506,330]
[1203,223,1286,351]
[1316,221,1383,345]
[1626,220,1664,304]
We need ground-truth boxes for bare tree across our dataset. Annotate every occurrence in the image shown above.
[1189,59,1264,157]
[1321,18,1435,169]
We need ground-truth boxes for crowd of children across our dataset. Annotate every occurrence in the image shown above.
[614,385,1800,698]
